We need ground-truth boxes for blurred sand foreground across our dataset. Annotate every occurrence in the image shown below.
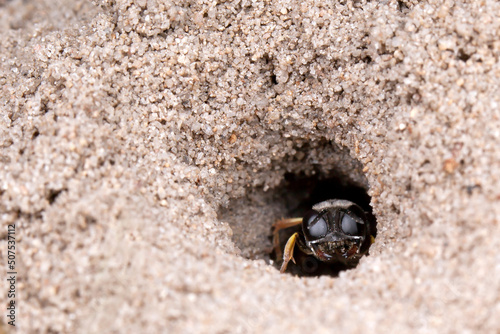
[1,0,500,333]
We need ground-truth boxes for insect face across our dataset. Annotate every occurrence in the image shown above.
[302,200,371,264]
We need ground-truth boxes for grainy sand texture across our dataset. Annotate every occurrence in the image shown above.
[1,0,500,333]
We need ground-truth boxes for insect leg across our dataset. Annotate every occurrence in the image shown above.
[272,217,302,260]
[280,232,299,273]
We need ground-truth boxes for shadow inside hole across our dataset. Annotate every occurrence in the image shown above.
[218,188,287,261]
[271,173,377,277]
[218,171,377,277]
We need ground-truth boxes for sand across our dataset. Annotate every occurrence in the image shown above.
[1,0,500,332]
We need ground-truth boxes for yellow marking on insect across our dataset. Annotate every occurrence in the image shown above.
[280,232,298,273]
[272,217,303,261]
[371,235,376,244]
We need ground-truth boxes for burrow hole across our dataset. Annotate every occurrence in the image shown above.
[218,166,377,277]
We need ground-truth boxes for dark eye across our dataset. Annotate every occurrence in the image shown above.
[341,213,363,236]
[303,210,328,238]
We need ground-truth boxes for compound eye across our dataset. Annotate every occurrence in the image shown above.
[341,213,363,236]
[303,210,328,238]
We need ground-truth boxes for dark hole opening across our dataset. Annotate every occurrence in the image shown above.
[219,170,377,278]
[279,172,374,217]
[269,172,376,277]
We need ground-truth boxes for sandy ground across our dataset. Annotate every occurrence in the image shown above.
[1,0,500,333]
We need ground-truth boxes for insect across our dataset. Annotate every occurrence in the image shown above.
[272,199,375,274]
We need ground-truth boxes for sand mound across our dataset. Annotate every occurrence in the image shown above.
[1,0,499,332]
